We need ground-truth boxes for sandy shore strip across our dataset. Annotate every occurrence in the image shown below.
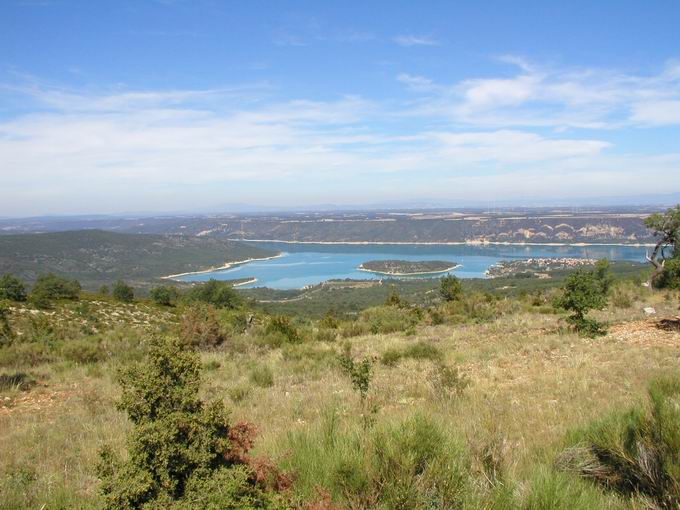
[232,278,257,287]
[161,253,284,280]
[226,238,655,248]
[357,263,461,277]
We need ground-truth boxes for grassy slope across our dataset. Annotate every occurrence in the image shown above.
[1,287,679,507]
[0,230,276,289]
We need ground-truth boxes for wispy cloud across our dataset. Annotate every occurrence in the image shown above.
[398,58,680,128]
[394,34,438,47]
[2,57,680,214]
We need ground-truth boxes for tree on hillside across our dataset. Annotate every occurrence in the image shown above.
[644,205,680,287]
[30,273,81,309]
[439,274,462,302]
[0,300,13,346]
[183,279,241,309]
[112,280,134,303]
[0,274,27,302]
[97,337,286,509]
[150,285,180,307]
[555,259,612,337]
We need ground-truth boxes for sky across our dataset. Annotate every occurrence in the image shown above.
[1,0,680,216]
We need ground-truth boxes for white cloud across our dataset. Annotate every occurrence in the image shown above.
[630,100,680,125]
[394,34,438,47]
[400,58,680,129]
[1,62,679,215]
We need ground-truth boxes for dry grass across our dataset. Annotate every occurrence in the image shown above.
[1,290,679,508]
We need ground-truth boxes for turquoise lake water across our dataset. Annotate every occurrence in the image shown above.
[175,242,649,290]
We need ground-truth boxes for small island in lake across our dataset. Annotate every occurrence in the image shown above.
[358,259,459,276]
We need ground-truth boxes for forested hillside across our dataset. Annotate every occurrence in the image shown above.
[0,230,276,289]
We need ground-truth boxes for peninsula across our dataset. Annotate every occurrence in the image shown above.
[358,259,459,276]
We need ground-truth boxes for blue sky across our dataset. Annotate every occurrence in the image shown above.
[1,0,680,216]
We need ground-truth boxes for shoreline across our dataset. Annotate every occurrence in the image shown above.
[161,253,284,280]
[232,277,258,287]
[229,238,655,248]
[357,263,461,277]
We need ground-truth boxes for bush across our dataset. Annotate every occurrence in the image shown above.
[558,375,680,508]
[149,285,180,306]
[249,364,274,388]
[657,256,680,289]
[99,285,110,296]
[112,280,134,303]
[97,337,281,509]
[62,339,104,364]
[0,300,13,347]
[381,341,443,367]
[265,315,301,344]
[428,363,470,400]
[183,279,242,309]
[554,260,611,337]
[0,274,27,302]
[440,274,462,302]
[30,273,80,308]
[283,411,473,508]
[0,342,54,367]
[359,305,419,335]
[179,304,227,349]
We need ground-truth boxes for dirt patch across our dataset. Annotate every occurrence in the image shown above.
[608,318,680,348]
[0,386,77,416]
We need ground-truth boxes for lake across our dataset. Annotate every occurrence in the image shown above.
[174,241,649,290]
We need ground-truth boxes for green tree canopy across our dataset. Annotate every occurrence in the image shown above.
[0,274,27,302]
[112,280,134,303]
[439,274,463,302]
[644,205,680,287]
[97,337,282,509]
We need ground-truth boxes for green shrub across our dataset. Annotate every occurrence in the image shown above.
[315,328,337,343]
[183,279,242,309]
[265,315,301,344]
[0,342,54,367]
[228,384,252,403]
[0,300,13,347]
[99,285,110,296]
[558,375,680,508]
[657,256,680,289]
[249,364,274,388]
[112,280,134,303]
[179,304,227,349]
[359,305,419,335]
[522,468,624,510]
[283,411,473,509]
[62,339,104,364]
[381,341,443,367]
[440,274,462,302]
[554,260,611,337]
[30,273,81,308]
[428,363,470,400]
[384,287,407,307]
[97,337,280,509]
[149,285,180,306]
[338,347,375,428]
[0,274,27,302]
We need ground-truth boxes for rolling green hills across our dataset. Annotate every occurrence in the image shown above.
[0,230,276,289]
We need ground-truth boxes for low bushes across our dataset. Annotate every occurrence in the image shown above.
[282,411,475,509]
[381,341,443,367]
[559,375,680,508]
[178,303,227,349]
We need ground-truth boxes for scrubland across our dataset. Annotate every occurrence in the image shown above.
[1,279,679,509]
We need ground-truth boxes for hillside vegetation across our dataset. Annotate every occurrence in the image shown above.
[1,263,679,508]
[0,230,276,289]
